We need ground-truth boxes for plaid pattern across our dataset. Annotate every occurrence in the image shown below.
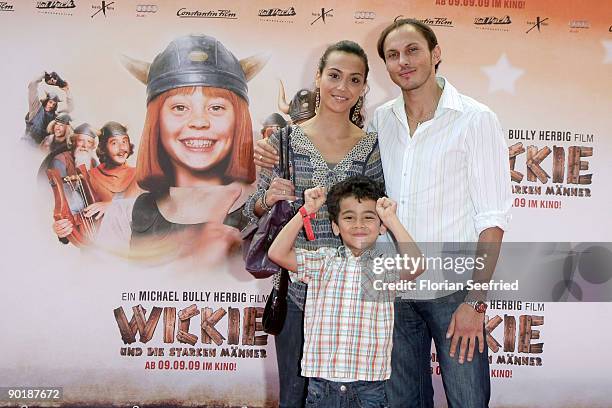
[293,246,395,381]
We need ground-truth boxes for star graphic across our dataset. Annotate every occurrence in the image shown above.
[602,40,612,64]
[481,53,525,94]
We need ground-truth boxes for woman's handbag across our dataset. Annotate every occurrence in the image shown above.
[242,126,294,335]
[242,126,294,279]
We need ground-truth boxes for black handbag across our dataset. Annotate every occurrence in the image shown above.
[242,126,294,335]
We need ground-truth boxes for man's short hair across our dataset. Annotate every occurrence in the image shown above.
[327,175,386,224]
[376,18,441,71]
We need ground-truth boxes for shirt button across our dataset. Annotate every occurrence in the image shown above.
[340,385,347,392]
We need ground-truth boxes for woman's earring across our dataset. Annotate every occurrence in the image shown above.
[351,96,363,123]
[315,88,320,111]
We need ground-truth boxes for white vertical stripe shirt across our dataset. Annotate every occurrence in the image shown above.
[368,78,512,299]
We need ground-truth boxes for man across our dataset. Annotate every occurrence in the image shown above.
[43,123,99,244]
[252,18,510,407]
[88,120,138,204]
[51,121,139,243]
[49,122,99,177]
[40,114,73,152]
[24,72,73,145]
[369,18,512,407]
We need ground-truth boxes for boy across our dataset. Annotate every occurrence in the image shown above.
[268,175,423,407]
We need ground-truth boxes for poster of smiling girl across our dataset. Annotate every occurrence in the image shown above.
[92,34,266,265]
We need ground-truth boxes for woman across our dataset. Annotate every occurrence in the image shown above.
[243,40,384,407]
[95,34,267,263]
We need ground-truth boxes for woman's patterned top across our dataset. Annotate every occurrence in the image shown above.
[244,125,385,310]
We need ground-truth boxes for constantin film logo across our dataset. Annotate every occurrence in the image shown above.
[258,6,296,23]
[568,20,590,33]
[0,2,14,12]
[526,16,549,34]
[311,7,333,25]
[177,8,237,19]
[91,1,114,18]
[416,17,453,27]
[474,15,511,31]
[136,4,157,17]
[36,0,76,15]
[354,11,375,24]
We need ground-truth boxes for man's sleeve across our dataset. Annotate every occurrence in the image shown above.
[58,89,74,114]
[465,110,512,235]
[292,247,334,283]
[27,74,44,119]
[50,158,67,178]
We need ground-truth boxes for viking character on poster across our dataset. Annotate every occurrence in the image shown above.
[50,121,140,244]
[260,113,287,139]
[23,71,73,145]
[95,34,267,263]
[44,123,100,246]
[277,79,316,124]
[40,113,73,153]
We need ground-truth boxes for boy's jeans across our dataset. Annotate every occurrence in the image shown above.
[306,377,388,408]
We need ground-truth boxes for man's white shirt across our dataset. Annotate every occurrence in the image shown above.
[369,77,512,299]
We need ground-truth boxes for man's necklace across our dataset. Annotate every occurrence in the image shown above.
[408,108,436,127]
[407,86,443,129]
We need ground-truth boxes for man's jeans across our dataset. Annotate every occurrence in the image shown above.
[386,292,490,408]
[275,297,308,408]
[306,378,388,408]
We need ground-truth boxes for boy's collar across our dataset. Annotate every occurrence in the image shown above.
[338,245,385,260]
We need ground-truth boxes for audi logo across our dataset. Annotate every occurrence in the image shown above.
[354,11,375,20]
[136,4,157,13]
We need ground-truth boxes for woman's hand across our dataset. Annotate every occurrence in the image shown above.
[265,177,297,206]
[254,138,279,169]
[53,219,73,238]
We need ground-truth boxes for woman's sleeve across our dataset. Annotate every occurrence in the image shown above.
[242,130,281,224]
[363,134,386,187]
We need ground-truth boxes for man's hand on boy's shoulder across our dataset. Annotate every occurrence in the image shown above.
[376,197,399,226]
[303,186,327,214]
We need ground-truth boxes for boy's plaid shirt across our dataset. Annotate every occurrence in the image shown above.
[293,246,397,381]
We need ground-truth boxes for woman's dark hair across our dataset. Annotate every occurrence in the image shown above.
[376,18,441,72]
[317,40,369,128]
[327,175,386,224]
[97,121,134,166]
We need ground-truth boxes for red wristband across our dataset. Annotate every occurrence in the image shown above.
[299,206,316,241]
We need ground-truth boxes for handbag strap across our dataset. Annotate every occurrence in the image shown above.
[279,125,293,181]
[277,126,293,291]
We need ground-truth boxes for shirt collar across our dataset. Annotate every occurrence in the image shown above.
[391,76,464,121]
[338,245,385,260]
